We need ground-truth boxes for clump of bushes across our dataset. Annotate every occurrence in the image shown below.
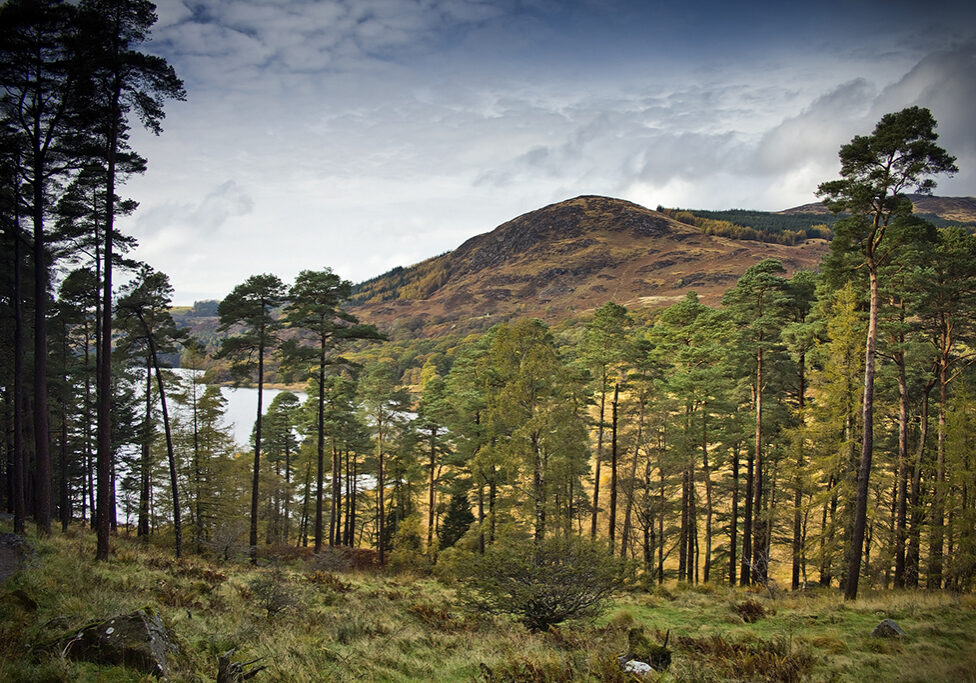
[734,598,768,623]
[455,535,633,631]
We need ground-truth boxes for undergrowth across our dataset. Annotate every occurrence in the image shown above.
[1,524,975,681]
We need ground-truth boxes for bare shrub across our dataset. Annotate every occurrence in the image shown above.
[248,566,301,620]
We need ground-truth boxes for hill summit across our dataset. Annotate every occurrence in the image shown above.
[349,195,828,338]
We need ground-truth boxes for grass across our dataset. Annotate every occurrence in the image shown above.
[1,524,975,681]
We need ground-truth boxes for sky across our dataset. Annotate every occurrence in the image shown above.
[118,0,976,305]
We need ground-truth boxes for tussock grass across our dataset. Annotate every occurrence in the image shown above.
[1,524,975,681]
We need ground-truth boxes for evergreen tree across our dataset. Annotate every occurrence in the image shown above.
[817,107,957,599]
[217,273,286,562]
[358,359,411,565]
[116,265,187,555]
[722,259,790,585]
[283,267,381,552]
[0,0,81,535]
[578,301,631,542]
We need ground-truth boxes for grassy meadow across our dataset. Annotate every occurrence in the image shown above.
[1,525,974,682]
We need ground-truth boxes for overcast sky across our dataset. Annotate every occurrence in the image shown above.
[118,0,976,305]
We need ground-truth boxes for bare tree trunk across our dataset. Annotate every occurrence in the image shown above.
[846,263,879,600]
[590,382,607,538]
[249,341,265,564]
[927,357,949,588]
[376,413,385,565]
[701,407,713,583]
[740,446,754,586]
[427,427,437,552]
[138,363,152,537]
[147,332,181,557]
[620,399,645,557]
[32,159,52,537]
[730,444,739,585]
[609,385,619,550]
[792,354,806,590]
[752,347,765,585]
[315,362,325,553]
[10,218,26,535]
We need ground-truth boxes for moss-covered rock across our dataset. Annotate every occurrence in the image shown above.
[61,608,176,676]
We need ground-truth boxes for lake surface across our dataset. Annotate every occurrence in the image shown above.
[221,385,306,448]
[172,369,306,448]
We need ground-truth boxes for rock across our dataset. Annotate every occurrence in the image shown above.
[62,608,176,676]
[872,618,906,638]
[625,627,672,671]
[623,659,653,674]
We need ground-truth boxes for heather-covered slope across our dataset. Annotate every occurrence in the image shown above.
[349,195,828,337]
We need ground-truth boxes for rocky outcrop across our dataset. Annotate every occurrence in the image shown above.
[872,618,906,638]
[62,608,177,676]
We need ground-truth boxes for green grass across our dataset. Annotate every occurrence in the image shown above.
[2,525,975,681]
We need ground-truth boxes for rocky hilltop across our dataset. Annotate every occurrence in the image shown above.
[349,195,829,338]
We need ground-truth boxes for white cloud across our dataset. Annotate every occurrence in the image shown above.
[120,2,975,304]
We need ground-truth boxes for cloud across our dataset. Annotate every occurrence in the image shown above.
[870,43,976,193]
[752,79,877,176]
[125,2,975,305]
[135,180,253,239]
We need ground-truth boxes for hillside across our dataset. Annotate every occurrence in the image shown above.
[783,194,976,223]
[349,195,829,338]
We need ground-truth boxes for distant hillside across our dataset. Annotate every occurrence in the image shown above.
[349,196,829,339]
[782,194,976,225]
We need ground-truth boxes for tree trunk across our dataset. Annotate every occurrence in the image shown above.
[532,433,546,543]
[33,156,52,536]
[330,441,340,547]
[138,363,152,537]
[191,373,203,553]
[609,384,619,549]
[752,346,765,584]
[792,353,806,590]
[845,262,879,600]
[730,444,739,585]
[590,380,607,538]
[740,447,754,586]
[315,359,325,552]
[249,339,264,564]
[620,398,645,557]
[376,413,385,565]
[427,426,437,552]
[702,406,713,583]
[10,219,26,535]
[927,356,949,588]
[893,334,909,587]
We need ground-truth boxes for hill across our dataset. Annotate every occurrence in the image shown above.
[782,194,976,223]
[349,195,829,338]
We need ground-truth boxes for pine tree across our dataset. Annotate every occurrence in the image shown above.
[817,107,957,599]
[217,273,286,562]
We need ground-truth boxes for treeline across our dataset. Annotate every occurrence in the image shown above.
[657,208,834,245]
[43,237,975,593]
